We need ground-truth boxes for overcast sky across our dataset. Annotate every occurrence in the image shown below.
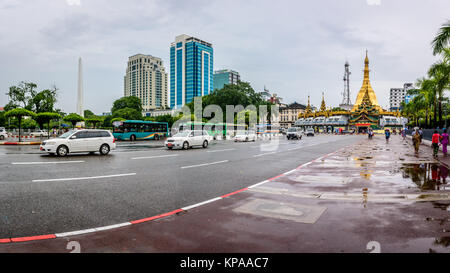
[0,0,448,114]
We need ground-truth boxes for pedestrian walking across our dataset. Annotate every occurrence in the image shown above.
[440,129,448,157]
[401,128,406,141]
[412,129,421,154]
[418,127,423,143]
[385,128,390,142]
[431,130,442,158]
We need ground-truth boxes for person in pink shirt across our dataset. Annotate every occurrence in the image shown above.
[441,129,449,157]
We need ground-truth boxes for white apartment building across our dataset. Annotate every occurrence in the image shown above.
[124,54,168,112]
[389,83,413,111]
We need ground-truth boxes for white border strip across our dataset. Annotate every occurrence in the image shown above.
[181,197,222,211]
[32,173,136,183]
[55,222,131,237]
[12,161,85,165]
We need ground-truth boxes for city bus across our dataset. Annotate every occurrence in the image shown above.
[112,120,169,141]
[178,122,247,139]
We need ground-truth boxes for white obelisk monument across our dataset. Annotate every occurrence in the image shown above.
[76,57,85,127]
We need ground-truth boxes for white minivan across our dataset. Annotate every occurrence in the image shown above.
[40,129,116,156]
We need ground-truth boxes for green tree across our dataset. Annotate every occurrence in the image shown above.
[185,81,272,123]
[6,82,37,110]
[86,116,103,129]
[84,110,95,119]
[432,20,450,55]
[0,111,5,127]
[428,50,450,128]
[111,96,142,113]
[63,113,85,129]
[30,87,58,113]
[6,82,58,113]
[4,108,36,142]
[112,107,142,120]
[35,112,61,137]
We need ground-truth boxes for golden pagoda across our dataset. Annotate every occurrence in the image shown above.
[351,51,382,112]
[295,51,405,133]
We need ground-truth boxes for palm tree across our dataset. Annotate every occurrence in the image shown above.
[428,49,450,128]
[415,78,437,128]
[432,20,450,55]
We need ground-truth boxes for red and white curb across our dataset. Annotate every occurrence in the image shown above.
[0,142,354,245]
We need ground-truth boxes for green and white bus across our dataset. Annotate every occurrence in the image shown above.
[178,122,247,139]
[112,120,169,141]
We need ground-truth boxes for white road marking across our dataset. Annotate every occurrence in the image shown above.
[207,148,236,153]
[248,180,270,189]
[131,154,179,160]
[32,173,136,183]
[252,151,277,157]
[12,161,85,165]
[181,160,229,169]
[181,197,222,210]
[55,222,131,237]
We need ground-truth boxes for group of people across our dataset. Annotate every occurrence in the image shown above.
[412,128,449,157]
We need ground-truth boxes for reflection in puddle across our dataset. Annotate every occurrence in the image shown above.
[401,163,449,191]
[434,237,450,248]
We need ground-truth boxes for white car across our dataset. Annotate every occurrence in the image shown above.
[30,130,49,137]
[0,128,7,140]
[305,128,315,136]
[40,129,116,156]
[234,130,257,142]
[165,130,212,150]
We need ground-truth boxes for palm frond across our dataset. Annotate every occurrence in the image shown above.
[432,20,450,55]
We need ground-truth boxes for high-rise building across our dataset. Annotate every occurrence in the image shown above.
[124,54,168,112]
[213,69,240,90]
[170,34,214,109]
[389,83,413,111]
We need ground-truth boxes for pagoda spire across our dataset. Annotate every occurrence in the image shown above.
[351,51,381,112]
[320,92,326,112]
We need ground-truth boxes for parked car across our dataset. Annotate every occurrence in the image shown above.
[306,128,315,137]
[0,128,7,140]
[30,130,49,137]
[165,130,212,150]
[234,130,257,142]
[286,127,302,140]
[40,129,116,156]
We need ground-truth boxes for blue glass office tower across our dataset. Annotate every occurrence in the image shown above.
[213,69,240,90]
[170,35,213,109]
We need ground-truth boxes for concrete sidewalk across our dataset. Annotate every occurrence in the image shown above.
[1,135,449,253]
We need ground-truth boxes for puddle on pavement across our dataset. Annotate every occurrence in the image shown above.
[401,163,449,191]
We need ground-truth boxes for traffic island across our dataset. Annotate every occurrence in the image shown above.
[0,141,41,145]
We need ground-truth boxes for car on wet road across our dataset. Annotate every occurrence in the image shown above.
[30,130,49,137]
[0,128,7,140]
[286,127,302,140]
[165,130,213,150]
[40,129,116,156]
[234,130,257,142]
[305,128,315,137]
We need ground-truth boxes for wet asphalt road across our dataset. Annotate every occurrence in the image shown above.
[0,134,361,238]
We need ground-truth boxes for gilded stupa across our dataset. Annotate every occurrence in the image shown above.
[351,51,382,112]
[296,51,403,132]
